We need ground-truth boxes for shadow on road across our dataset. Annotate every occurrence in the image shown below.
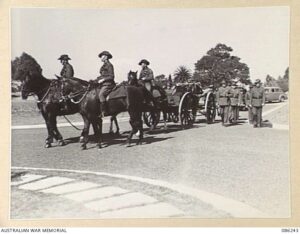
[64,131,174,149]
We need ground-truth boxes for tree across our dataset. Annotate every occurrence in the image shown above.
[193,43,250,88]
[174,66,192,83]
[11,52,43,81]
[277,67,289,92]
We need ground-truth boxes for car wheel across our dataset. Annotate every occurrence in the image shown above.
[279,96,285,102]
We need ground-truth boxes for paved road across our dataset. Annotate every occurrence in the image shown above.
[11,103,290,218]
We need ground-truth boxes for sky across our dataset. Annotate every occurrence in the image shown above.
[11,7,290,83]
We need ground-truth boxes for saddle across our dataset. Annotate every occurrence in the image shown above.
[106,84,127,101]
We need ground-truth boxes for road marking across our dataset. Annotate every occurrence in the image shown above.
[99,202,183,218]
[12,167,269,217]
[18,176,74,191]
[11,174,47,186]
[64,186,128,202]
[84,192,157,212]
[11,117,130,130]
[40,181,99,195]
[262,102,288,117]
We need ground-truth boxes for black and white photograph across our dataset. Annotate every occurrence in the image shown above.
[10,7,290,219]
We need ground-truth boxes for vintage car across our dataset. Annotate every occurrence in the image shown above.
[264,86,288,103]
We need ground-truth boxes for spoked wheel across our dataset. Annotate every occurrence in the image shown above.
[205,92,216,124]
[143,111,161,128]
[178,92,197,129]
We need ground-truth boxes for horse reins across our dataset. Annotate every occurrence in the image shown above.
[62,115,82,131]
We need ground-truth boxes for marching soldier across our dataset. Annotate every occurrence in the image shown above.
[228,82,242,124]
[58,54,74,78]
[97,51,116,117]
[245,84,254,124]
[216,80,231,126]
[138,59,154,92]
[250,79,265,128]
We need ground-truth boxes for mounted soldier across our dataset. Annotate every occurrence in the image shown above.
[97,51,116,117]
[138,59,154,92]
[58,54,74,79]
[250,79,265,128]
[216,80,231,126]
[228,81,242,124]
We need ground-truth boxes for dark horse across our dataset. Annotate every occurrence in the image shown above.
[110,71,169,132]
[12,53,152,149]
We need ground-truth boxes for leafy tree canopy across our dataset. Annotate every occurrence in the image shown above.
[11,52,42,81]
[193,43,250,88]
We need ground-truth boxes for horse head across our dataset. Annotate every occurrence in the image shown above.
[21,71,44,100]
[62,77,90,95]
[127,70,138,86]
[189,83,203,95]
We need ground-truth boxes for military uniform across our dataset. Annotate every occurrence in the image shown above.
[139,66,154,92]
[245,88,253,124]
[60,63,74,78]
[228,87,242,124]
[250,85,265,127]
[216,85,231,125]
[98,60,115,103]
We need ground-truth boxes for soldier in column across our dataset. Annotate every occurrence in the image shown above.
[216,80,231,126]
[245,83,254,124]
[250,79,265,128]
[57,54,74,112]
[228,81,242,124]
[97,51,116,117]
[58,54,74,78]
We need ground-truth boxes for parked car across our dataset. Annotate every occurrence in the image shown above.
[264,86,287,103]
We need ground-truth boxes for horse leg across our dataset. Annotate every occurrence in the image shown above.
[136,114,144,145]
[162,110,168,131]
[126,117,137,147]
[52,116,65,146]
[92,118,102,149]
[42,112,54,148]
[114,115,120,135]
[81,115,90,150]
[109,116,114,135]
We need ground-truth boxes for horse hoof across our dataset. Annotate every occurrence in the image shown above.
[97,144,102,149]
[81,145,87,150]
[58,140,66,146]
[79,136,85,143]
[44,143,51,148]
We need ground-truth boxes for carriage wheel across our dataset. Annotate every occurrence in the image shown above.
[205,92,216,124]
[178,92,196,129]
[143,111,161,128]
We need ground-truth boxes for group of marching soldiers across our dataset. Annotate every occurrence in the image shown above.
[216,79,265,128]
[58,52,265,128]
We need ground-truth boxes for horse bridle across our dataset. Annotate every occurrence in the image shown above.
[59,78,91,105]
